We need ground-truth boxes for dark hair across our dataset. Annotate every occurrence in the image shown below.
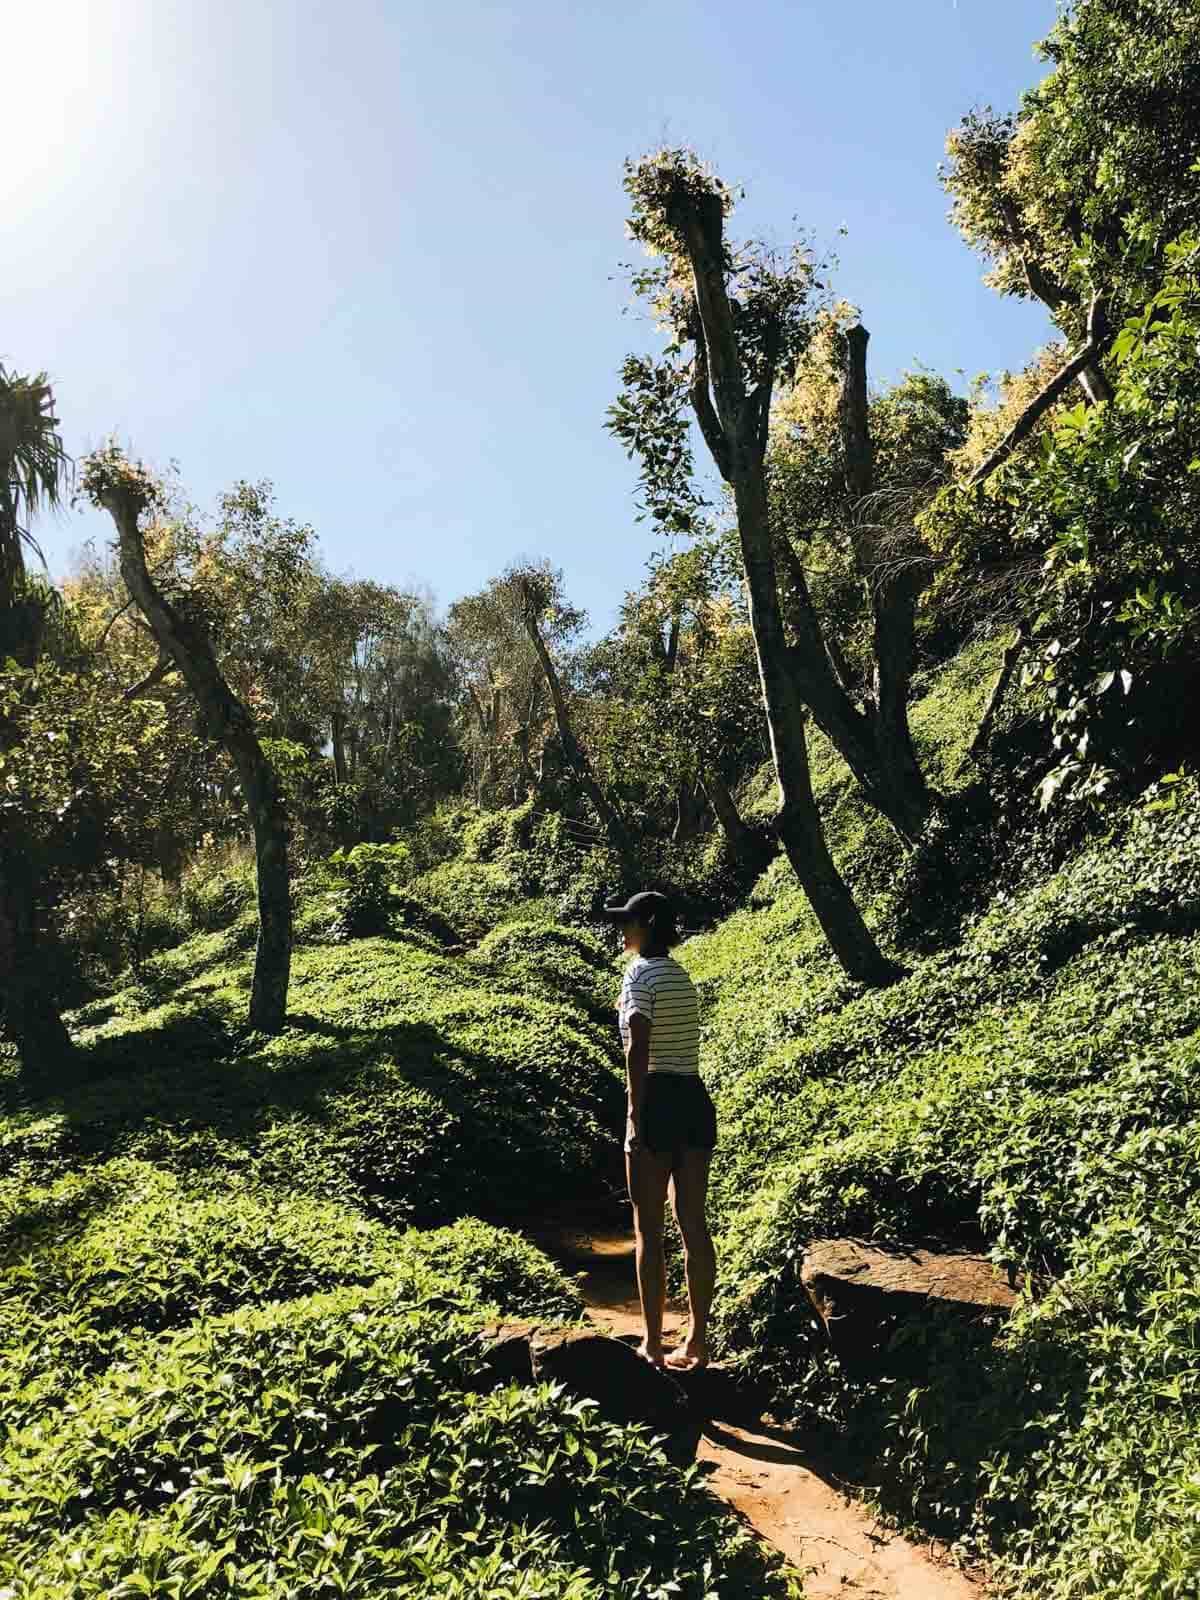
[636,908,677,957]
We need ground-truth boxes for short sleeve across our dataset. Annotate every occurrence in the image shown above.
[622,962,655,1022]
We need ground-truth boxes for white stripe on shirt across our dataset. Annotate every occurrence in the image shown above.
[618,954,701,1074]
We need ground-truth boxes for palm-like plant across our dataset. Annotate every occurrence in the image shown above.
[0,363,70,620]
[0,364,73,1075]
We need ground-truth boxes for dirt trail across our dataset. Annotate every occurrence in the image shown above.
[541,1226,986,1600]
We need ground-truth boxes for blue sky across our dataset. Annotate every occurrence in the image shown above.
[6,0,1059,633]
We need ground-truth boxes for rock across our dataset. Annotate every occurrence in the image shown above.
[800,1237,1019,1376]
[669,1361,765,1427]
[476,1320,540,1385]
[476,1323,701,1464]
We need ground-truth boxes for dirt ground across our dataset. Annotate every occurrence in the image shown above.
[540,1226,986,1600]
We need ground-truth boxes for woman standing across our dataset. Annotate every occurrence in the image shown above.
[604,890,717,1369]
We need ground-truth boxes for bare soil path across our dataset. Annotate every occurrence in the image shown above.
[538,1225,987,1600]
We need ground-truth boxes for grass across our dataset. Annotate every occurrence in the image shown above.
[3,911,626,1229]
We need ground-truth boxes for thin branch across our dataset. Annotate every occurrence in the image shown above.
[689,337,732,479]
[776,536,854,699]
[960,619,1030,770]
[122,653,176,702]
[96,596,135,650]
[968,297,1106,489]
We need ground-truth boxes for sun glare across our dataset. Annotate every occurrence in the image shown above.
[1,0,133,215]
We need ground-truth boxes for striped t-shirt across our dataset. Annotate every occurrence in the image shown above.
[618,955,701,1075]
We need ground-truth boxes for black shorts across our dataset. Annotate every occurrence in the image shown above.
[641,1073,718,1159]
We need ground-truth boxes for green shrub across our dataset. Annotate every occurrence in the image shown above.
[688,777,1200,1591]
[181,862,256,933]
[0,1166,582,1427]
[472,921,618,1021]
[554,846,625,931]
[0,1293,799,1599]
[408,859,525,941]
[12,931,624,1230]
[318,842,413,940]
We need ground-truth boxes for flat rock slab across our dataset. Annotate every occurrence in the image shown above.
[801,1239,1019,1375]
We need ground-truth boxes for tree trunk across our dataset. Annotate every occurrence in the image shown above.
[961,621,1029,770]
[331,709,347,785]
[154,822,186,900]
[0,845,74,1080]
[968,301,1108,489]
[519,603,632,859]
[96,485,291,1033]
[732,472,898,983]
[677,197,896,984]
[712,326,932,847]
[699,765,761,866]
[838,324,933,846]
[671,776,706,843]
[999,199,1114,406]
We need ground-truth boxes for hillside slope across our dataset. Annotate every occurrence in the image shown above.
[0,897,798,1598]
[690,708,1200,1596]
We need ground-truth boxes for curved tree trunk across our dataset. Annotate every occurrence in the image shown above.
[967,301,1109,490]
[331,709,348,785]
[733,471,897,982]
[95,484,291,1033]
[998,199,1113,406]
[518,600,632,860]
[676,194,897,984]
[840,325,932,845]
[699,765,764,868]
[961,620,1030,771]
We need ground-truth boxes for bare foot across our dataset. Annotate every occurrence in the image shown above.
[665,1341,708,1370]
[636,1341,666,1368]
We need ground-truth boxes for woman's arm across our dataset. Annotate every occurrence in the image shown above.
[625,1011,651,1153]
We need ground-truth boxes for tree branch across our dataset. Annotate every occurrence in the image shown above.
[968,298,1107,489]
[690,336,732,479]
[122,653,175,702]
[775,536,855,701]
[97,596,135,650]
[960,619,1030,770]
[678,196,748,441]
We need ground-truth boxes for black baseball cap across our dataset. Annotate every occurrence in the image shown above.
[602,890,675,926]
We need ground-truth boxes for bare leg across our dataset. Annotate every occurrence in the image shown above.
[626,1145,672,1365]
[666,1148,715,1369]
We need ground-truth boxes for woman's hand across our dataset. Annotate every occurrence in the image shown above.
[624,1113,642,1156]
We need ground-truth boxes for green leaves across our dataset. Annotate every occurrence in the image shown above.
[605,355,703,536]
[0,1281,795,1598]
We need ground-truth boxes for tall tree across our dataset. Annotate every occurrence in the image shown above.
[506,562,633,859]
[84,447,293,1033]
[447,581,551,807]
[0,363,74,1073]
[767,322,968,832]
[612,150,898,983]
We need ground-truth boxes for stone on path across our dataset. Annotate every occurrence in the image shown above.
[800,1238,1019,1375]
[478,1322,701,1462]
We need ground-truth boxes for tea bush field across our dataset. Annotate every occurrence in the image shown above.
[692,775,1200,1598]
[0,892,799,1598]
